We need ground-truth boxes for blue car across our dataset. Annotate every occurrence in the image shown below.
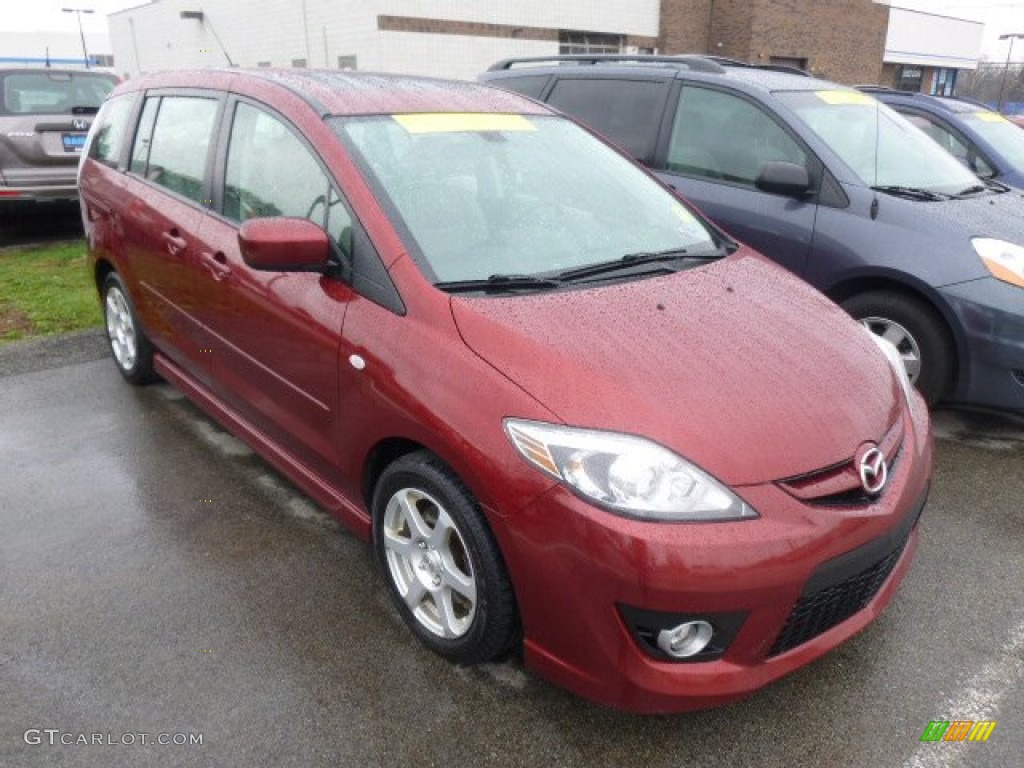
[480,55,1024,412]
[861,87,1024,190]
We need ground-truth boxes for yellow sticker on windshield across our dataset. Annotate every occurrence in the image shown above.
[975,111,1008,123]
[815,90,875,106]
[394,113,536,134]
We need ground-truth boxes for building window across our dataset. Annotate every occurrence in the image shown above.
[337,55,357,70]
[257,61,271,68]
[769,56,807,72]
[559,31,622,56]
[291,58,307,68]
[931,68,957,97]
[894,65,924,92]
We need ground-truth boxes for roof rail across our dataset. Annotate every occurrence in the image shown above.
[704,55,812,77]
[487,54,727,74]
[855,85,904,93]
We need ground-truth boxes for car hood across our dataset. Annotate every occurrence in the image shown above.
[882,186,1024,248]
[451,252,901,486]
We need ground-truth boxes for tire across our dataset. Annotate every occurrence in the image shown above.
[841,290,954,406]
[102,272,156,385]
[372,451,519,664]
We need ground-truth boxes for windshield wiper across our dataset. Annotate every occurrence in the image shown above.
[870,185,953,202]
[555,247,720,282]
[435,273,564,294]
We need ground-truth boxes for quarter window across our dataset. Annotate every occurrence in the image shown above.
[669,87,807,188]
[130,96,219,204]
[88,93,135,167]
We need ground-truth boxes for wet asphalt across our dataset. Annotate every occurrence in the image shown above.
[0,331,1021,768]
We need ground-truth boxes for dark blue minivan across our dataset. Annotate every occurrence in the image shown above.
[481,56,1024,412]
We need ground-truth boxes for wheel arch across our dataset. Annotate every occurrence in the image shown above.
[94,257,116,298]
[824,270,966,392]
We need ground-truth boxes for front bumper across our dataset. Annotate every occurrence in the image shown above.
[495,401,933,713]
[941,277,1024,413]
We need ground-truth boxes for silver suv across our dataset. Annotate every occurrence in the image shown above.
[0,68,117,212]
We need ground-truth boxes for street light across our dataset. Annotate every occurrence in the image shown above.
[62,7,94,69]
[997,32,1024,114]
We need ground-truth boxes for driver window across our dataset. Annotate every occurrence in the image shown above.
[224,102,331,227]
[669,86,807,187]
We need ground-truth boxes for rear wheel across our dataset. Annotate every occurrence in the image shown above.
[103,272,156,385]
[372,451,519,664]
[841,290,954,406]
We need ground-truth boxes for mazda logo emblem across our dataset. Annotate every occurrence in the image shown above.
[73,119,89,131]
[856,445,888,495]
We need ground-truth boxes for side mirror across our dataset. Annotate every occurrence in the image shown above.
[238,217,330,272]
[755,161,812,197]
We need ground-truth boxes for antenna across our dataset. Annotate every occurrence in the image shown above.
[871,97,880,220]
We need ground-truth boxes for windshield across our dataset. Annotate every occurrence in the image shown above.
[960,111,1024,170]
[775,90,979,194]
[332,114,719,283]
[0,71,116,116]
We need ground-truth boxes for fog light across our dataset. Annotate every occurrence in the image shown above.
[656,620,713,658]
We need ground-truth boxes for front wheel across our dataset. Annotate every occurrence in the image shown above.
[841,290,954,406]
[102,272,156,385]
[372,451,519,664]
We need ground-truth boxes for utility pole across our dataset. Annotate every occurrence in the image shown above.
[997,33,1024,113]
[62,7,95,69]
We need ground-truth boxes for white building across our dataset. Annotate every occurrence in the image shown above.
[1,30,114,69]
[108,0,660,81]
[883,7,985,95]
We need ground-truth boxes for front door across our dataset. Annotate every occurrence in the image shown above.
[191,99,357,476]
[654,84,819,277]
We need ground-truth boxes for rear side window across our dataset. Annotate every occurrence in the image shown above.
[88,94,136,167]
[546,78,666,160]
[668,86,807,187]
[130,95,219,204]
[489,75,550,100]
[0,71,116,116]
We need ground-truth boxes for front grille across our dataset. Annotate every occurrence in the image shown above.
[768,534,908,657]
[777,417,904,506]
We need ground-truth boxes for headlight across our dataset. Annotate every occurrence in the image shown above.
[869,330,920,418]
[503,419,756,522]
[972,238,1024,288]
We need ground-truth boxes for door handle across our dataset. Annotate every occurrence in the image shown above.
[200,251,232,281]
[163,229,187,255]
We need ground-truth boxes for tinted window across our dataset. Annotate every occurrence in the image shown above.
[668,87,807,187]
[88,93,135,167]
[490,75,550,99]
[0,71,115,116]
[133,96,218,203]
[546,78,665,159]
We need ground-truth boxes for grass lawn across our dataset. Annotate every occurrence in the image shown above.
[0,240,101,343]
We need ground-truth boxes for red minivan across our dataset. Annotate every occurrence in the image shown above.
[78,69,933,713]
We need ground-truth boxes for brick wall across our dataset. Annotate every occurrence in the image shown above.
[660,0,890,84]
[658,0,713,54]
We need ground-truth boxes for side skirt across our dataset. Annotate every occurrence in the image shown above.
[153,352,371,540]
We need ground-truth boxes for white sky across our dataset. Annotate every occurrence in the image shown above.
[2,0,1023,61]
